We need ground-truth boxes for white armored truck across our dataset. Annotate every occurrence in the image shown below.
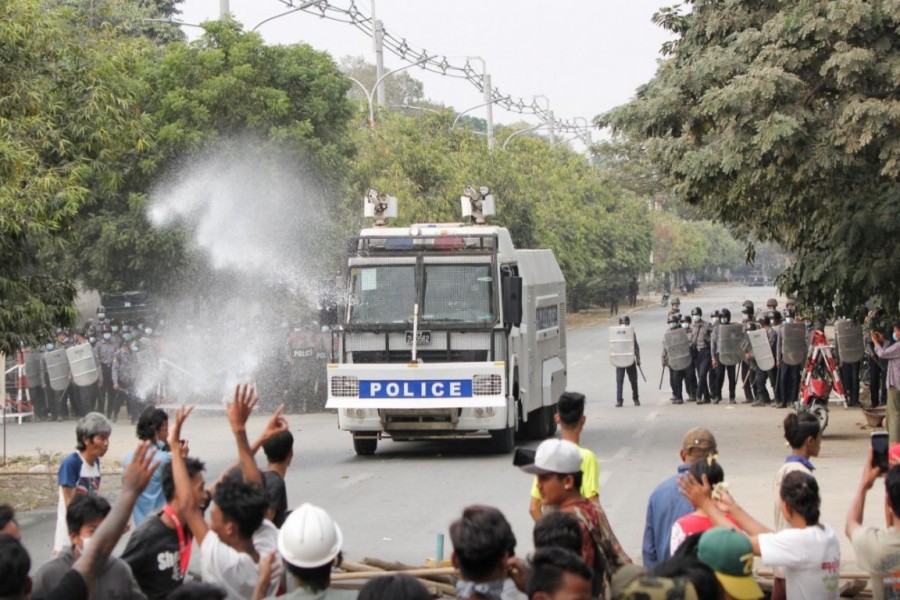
[325,187,567,455]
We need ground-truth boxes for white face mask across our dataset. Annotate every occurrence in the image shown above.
[681,323,690,329]
[80,537,91,554]
[711,317,719,324]
[103,333,111,341]
[692,315,700,322]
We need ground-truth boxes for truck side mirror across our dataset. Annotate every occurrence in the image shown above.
[502,276,523,327]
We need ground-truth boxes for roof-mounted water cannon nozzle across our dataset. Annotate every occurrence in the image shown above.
[363,188,398,226]
[460,185,495,225]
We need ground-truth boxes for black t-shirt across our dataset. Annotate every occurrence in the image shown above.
[35,569,88,600]
[120,513,185,600]
[262,470,288,528]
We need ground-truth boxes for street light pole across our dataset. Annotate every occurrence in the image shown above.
[533,95,555,145]
[450,96,510,132]
[251,1,326,32]
[501,123,548,150]
[349,56,434,127]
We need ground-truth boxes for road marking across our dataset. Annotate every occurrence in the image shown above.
[600,470,613,488]
[612,446,630,460]
[337,472,373,489]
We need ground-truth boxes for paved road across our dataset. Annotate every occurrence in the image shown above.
[10,285,883,573]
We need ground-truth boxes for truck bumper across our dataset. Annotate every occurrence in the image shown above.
[326,362,510,435]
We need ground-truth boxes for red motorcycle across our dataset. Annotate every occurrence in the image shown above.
[798,330,845,432]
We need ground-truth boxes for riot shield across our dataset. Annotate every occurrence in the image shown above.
[66,344,99,387]
[23,350,43,387]
[45,349,71,392]
[717,324,744,366]
[609,325,636,368]
[781,323,808,366]
[834,320,864,364]
[664,328,692,371]
[748,330,775,371]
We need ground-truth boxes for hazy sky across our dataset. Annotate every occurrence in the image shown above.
[179,1,674,131]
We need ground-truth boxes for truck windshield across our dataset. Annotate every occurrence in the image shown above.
[349,266,416,325]
[422,264,494,323]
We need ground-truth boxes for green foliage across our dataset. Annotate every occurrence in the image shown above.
[0,0,155,353]
[347,112,654,310]
[71,19,356,294]
[600,0,900,314]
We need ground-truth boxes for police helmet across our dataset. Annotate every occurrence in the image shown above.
[786,297,797,307]
[769,310,782,322]
[671,297,681,306]
[711,310,721,318]
[766,298,778,308]
[720,308,732,322]
[691,307,702,317]
[682,314,692,323]
[759,316,771,326]
[619,316,631,326]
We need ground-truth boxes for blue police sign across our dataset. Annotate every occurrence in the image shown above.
[360,379,473,399]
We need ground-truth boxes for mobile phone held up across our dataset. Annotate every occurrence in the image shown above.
[871,431,889,472]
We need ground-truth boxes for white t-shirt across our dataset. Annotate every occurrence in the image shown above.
[758,523,840,600]
[54,452,102,553]
[200,519,283,600]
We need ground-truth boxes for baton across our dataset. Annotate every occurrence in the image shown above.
[637,363,647,382]
[658,364,666,390]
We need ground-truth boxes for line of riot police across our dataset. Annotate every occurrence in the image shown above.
[660,296,878,409]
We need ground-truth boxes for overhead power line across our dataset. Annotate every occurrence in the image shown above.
[273,0,592,136]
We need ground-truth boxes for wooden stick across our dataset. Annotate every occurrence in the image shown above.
[340,560,384,573]
[363,557,455,584]
[331,567,458,581]
[754,568,872,581]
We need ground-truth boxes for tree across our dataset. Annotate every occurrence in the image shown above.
[600,0,900,314]
[346,111,653,311]
[0,0,156,353]
[70,19,356,294]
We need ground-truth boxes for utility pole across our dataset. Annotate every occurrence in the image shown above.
[219,0,229,19]
[374,20,386,106]
[547,110,555,145]
[483,73,494,151]
[467,57,494,152]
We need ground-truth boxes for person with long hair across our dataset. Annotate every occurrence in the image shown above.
[669,457,739,556]
[683,470,840,600]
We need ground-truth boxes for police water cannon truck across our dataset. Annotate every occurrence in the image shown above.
[325,187,567,455]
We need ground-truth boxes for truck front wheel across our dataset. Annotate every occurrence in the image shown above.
[353,436,377,456]
[489,426,515,454]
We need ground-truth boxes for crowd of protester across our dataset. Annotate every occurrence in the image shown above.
[2,388,900,600]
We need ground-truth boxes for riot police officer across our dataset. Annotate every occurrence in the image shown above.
[688,307,712,404]
[681,314,698,401]
[711,308,737,404]
[668,297,681,318]
[776,307,804,406]
[615,316,640,407]
[740,308,757,403]
[835,317,863,408]
[663,314,687,405]
[94,325,117,415]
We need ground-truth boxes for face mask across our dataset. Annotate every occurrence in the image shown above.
[785,318,793,323]
[682,323,690,329]
[89,337,96,344]
[103,333,111,340]
[123,333,133,341]
[692,315,700,322]
[721,317,730,324]
[130,343,139,352]
[144,328,153,336]
[111,326,119,333]
[46,343,54,350]
[711,317,719,324]
[97,313,105,320]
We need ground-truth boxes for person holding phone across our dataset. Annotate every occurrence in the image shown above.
[845,447,900,600]
[872,324,900,445]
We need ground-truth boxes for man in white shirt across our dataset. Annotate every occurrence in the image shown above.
[846,451,900,600]
[168,386,284,599]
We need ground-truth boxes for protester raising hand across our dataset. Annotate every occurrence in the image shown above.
[226,383,259,434]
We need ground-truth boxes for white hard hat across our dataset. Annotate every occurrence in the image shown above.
[278,503,343,568]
